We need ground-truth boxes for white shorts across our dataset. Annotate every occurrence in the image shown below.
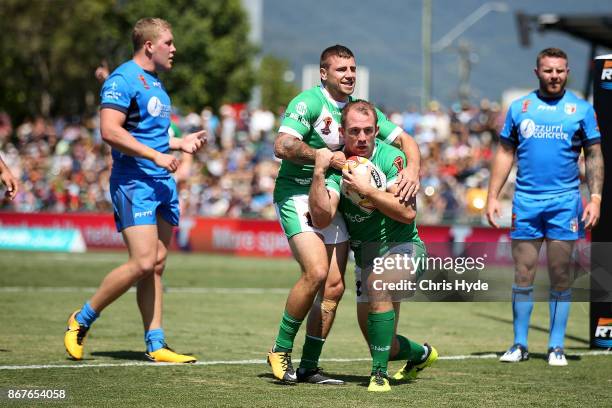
[275,194,348,244]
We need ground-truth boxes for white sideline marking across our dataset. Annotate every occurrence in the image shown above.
[1,351,610,371]
[0,287,290,294]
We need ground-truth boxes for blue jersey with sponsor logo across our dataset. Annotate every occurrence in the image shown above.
[500,90,601,198]
[100,60,172,178]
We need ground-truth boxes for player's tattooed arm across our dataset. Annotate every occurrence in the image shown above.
[584,143,604,196]
[583,142,603,229]
[274,133,315,165]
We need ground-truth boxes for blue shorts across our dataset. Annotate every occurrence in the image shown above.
[110,176,179,232]
[511,191,584,241]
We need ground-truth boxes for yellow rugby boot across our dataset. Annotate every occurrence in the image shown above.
[145,344,196,363]
[392,343,438,381]
[267,349,297,383]
[368,369,391,392]
[64,310,89,360]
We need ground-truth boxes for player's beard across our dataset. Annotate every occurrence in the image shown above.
[539,76,567,97]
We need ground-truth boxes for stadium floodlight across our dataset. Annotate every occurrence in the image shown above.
[431,2,509,53]
[423,1,508,107]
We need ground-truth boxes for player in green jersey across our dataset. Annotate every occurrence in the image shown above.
[308,100,437,392]
[268,45,422,384]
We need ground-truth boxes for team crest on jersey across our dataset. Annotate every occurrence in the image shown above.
[138,74,150,89]
[296,102,308,116]
[521,100,531,113]
[393,156,403,172]
[321,117,333,135]
[564,103,577,115]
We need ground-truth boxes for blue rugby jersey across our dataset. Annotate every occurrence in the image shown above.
[500,90,601,198]
[100,60,172,178]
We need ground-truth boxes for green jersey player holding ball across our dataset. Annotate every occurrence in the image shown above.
[308,100,437,392]
[268,45,421,384]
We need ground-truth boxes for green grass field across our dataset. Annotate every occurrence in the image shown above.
[0,251,610,407]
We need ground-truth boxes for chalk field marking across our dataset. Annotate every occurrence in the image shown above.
[1,351,610,371]
[0,287,290,295]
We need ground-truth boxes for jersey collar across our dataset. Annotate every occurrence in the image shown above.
[319,85,348,108]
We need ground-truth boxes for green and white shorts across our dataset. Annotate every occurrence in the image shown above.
[274,194,348,244]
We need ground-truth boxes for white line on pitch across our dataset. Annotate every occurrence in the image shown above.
[0,287,290,294]
[0,351,610,371]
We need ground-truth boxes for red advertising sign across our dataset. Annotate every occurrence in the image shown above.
[0,212,589,261]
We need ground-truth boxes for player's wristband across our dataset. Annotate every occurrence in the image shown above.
[591,193,602,204]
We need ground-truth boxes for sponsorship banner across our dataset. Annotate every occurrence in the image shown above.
[0,212,123,249]
[0,212,590,260]
[0,227,86,252]
[182,216,292,257]
[591,55,612,349]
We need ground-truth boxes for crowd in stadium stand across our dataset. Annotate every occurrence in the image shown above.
[0,99,510,225]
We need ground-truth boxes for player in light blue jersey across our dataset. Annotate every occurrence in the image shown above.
[487,48,604,366]
[64,18,206,363]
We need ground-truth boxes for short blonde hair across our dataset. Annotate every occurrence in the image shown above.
[132,18,172,52]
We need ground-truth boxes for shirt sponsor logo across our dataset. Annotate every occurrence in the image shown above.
[103,81,122,100]
[537,104,556,111]
[285,112,310,129]
[519,119,568,140]
[564,103,576,115]
[147,96,171,118]
[293,177,312,185]
[296,102,308,116]
[345,212,371,223]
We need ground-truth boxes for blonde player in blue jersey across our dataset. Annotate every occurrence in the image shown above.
[487,48,603,366]
[64,18,206,363]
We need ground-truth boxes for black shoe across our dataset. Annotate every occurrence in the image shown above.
[296,367,345,385]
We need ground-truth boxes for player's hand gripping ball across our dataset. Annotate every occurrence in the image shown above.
[342,156,387,212]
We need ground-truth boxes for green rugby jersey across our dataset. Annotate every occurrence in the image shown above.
[325,140,420,267]
[273,85,402,203]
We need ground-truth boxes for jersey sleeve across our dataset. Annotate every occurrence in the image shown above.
[325,170,342,197]
[579,104,602,147]
[499,103,519,148]
[385,150,407,188]
[375,107,403,145]
[100,74,133,113]
[278,92,319,140]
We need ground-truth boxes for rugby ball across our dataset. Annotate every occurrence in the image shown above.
[341,156,387,212]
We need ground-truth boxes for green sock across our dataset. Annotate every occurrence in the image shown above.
[299,335,325,370]
[390,334,427,363]
[274,310,303,352]
[367,310,395,374]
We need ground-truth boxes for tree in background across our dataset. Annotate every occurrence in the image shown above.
[257,54,299,111]
[0,0,255,122]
